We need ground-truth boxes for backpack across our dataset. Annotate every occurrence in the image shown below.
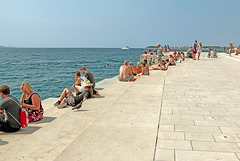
[7,97,29,128]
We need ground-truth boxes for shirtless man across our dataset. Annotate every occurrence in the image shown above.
[118,61,134,82]
[129,62,137,76]
[142,51,148,64]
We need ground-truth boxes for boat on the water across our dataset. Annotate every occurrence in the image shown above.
[122,46,130,50]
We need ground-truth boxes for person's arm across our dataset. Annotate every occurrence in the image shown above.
[75,78,81,85]
[160,48,162,53]
[20,93,24,105]
[83,92,91,102]
[128,67,132,75]
[85,73,89,80]
[22,94,41,110]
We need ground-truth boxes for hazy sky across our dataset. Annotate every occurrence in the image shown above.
[0,0,239,48]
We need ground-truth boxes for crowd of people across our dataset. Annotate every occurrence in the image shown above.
[118,43,191,82]
[0,41,209,134]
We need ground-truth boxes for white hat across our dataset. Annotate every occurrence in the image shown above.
[82,80,93,87]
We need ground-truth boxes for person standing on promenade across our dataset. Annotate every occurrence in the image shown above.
[142,51,148,64]
[192,40,198,60]
[157,43,163,63]
[118,61,134,81]
[80,66,98,95]
[0,85,21,134]
[197,42,203,60]
[164,45,167,53]
[167,45,170,53]
[229,42,233,56]
[148,49,152,55]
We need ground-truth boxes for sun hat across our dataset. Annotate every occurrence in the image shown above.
[82,80,93,87]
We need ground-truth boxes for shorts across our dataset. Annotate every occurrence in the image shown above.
[76,85,85,93]
[132,72,137,76]
[144,59,147,64]
[65,91,75,106]
[192,49,197,54]
[158,54,162,61]
[118,75,133,82]
[149,62,152,66]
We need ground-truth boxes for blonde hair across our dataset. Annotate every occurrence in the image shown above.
[86,86,93,98]
[20,82,33,92]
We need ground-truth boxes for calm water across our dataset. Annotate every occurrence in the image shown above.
[0,48,144,100]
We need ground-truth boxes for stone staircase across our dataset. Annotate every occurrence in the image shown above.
[0,70,166,161]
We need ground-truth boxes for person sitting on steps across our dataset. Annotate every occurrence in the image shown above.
[0,85,21,134]
[54,80,94,110]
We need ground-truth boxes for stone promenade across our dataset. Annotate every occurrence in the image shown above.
[1,52,240,161]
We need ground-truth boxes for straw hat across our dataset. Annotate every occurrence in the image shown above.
[82,80,93,87]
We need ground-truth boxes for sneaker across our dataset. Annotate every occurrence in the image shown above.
[57,103,67,109]
[54,101,61,106]
[72,101,83,110]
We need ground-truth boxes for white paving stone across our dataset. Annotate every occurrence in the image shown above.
[185,133,215,141]
[176,150,239,161]
[155,149,174,161]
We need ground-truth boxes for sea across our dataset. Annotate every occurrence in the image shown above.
[0,48,223,101]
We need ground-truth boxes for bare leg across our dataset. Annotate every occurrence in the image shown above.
[59,88,70,102]
[73,85,80,94]
[0,131,5,134]
[165,62,170,70]
[198,53,200,60]
[229,49,232,56]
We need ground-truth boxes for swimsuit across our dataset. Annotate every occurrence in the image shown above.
[143,72,149,75]
[118,75,133,82]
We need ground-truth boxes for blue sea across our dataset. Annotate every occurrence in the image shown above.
[0,48,224,101]
[0,48,145,101]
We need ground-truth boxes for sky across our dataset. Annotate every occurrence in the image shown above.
[0,0,239,48]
